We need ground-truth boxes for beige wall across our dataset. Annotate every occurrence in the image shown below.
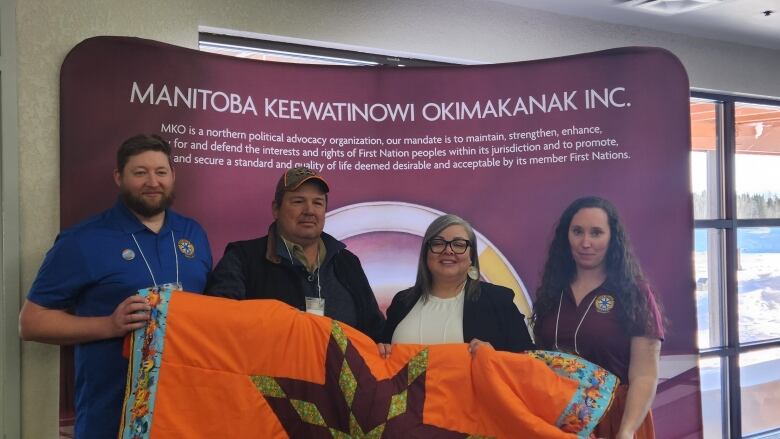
[14,0,780,437]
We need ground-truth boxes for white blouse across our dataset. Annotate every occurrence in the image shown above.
[391,289,465,344]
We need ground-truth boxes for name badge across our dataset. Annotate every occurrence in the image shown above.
[305,297,325,316]
[158,282,183,292]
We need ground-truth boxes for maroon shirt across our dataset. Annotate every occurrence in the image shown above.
[535,284,664,383]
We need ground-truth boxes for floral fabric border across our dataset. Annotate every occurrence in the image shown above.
[119,286,171,439]
[527,350,619,437]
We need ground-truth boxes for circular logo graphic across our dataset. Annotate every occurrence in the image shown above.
[177,239,196,258]
[324,202,531,317]
[594,294,615,313]
[121,248,135,261]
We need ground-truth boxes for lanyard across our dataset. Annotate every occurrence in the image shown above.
[554,289,597,355]
[131,230,180,289]
[283,240,321,299]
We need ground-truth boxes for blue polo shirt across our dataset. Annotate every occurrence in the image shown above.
[27,200,212,439]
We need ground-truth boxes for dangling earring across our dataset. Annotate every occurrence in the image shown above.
[467,266,479,280]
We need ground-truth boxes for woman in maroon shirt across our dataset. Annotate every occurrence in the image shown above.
[533,196,664,439]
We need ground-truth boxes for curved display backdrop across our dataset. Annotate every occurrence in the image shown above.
[61,37,699,437]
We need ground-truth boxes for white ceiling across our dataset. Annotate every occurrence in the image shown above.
[496,0,780,50]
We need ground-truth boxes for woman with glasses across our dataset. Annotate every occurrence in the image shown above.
[532,196,664,439]
[378,214,534,357]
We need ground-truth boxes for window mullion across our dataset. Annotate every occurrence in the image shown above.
[721,100,743,439]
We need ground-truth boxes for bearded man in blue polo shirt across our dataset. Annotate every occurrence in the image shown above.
[19,134,212,438]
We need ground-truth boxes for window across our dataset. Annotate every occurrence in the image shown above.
[199,33,449,67]
[692,95,780,438]
[740,347,780,435]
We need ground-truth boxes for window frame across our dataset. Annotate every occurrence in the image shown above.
[692,90,780,439]
[199,32,451,67]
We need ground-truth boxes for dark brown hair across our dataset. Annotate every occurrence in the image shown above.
[116,134,172,173]
[533,196,663,336]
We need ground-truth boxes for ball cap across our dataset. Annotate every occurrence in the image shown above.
[274,167,330,202]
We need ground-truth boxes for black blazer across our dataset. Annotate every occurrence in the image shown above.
[379,281,535,353]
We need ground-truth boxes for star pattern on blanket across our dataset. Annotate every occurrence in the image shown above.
[250,321,492,438]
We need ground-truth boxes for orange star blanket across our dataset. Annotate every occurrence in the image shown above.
[120,288,617,438]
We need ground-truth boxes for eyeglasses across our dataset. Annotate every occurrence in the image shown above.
[428,238,471,255]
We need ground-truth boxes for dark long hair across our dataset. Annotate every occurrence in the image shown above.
[411,214,481,303]
[533,196,659,334]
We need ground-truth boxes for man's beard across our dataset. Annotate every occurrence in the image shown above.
[120,188,175,218]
